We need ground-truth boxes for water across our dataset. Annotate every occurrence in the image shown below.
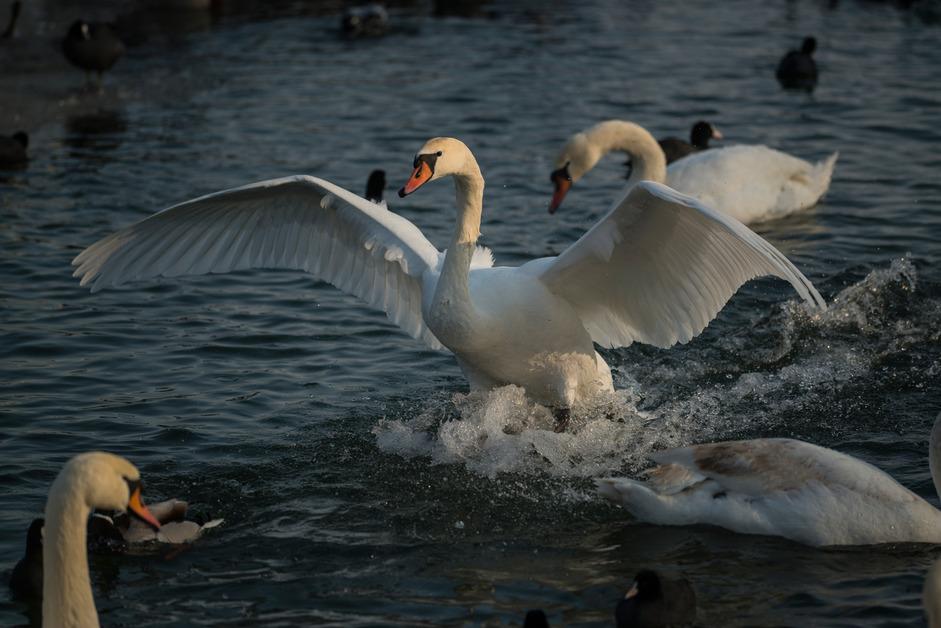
[2,0,941,625]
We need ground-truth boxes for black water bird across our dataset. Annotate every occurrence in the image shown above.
[523,609,549,627]
[365,169,386,203]
[1,1,20,38]
[657,121,723,164]
[341,4,389,38]
[8,518,43,601]
[0,131,28,167]
[61,20,126,88]
[776,36,818,90]
[614,570,696,628]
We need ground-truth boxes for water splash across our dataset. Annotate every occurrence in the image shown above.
[375,258,939,479]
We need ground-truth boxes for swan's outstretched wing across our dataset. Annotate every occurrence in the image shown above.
[73,175,446,350]
[537,181,826,349]
[649,438,918,503]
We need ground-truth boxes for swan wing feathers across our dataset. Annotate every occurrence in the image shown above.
[537,181,826,349]
[651,438,919,503]
[72,175,447,350]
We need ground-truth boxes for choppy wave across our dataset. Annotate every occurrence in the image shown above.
[374,258,941,479]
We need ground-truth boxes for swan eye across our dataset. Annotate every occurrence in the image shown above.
[436,151,442,156]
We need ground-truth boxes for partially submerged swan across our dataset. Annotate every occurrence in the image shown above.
[73,137,824,409]
[550,120,837,224]
[43,452,159,627]
[597,413,941,546]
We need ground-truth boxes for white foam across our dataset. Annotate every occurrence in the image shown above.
[373,258,935,480]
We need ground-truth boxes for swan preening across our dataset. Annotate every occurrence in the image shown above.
[550,120,837,224]
[42,452,159,628]
[73,137,824,409]
[597,413,941,546]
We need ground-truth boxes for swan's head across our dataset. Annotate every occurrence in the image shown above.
[398,137,475,197]
[549,132,600,214]
[53,452,161,530]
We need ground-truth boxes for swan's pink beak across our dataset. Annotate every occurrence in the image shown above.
[712,126,724,140]
[128,485,161,530]
[399,161,433,197]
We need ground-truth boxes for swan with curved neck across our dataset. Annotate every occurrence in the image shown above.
[73,136,825,410]
[598,413,941,546]
[43,452,160,628]
[550,119,838,224]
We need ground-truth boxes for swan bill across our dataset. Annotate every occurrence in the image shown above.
[548,164,572,214]
[399,160,434,197]
[127,484,161,530]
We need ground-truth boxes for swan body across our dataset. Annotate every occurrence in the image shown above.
[43,452,159,628]
[550,120,837,224]
[74,138,824,408]
[597,414,941,546]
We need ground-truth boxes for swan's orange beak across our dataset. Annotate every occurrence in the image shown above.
[549,165,573,214]
[128,485,161,530]
[399,161,433,197]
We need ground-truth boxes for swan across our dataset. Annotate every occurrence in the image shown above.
[657,120,722,165]
[596,413,941,546]
[73,137,824,410]
[777,36,818,91]
[61,20,125,89]
[549,120,838,224]
[926,558,941,627]
[43,452,160,628]
[615,570,696,628]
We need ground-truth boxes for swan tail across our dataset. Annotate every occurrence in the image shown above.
[810,152,839,199]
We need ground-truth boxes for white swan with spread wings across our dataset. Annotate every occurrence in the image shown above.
[74,137,825,408]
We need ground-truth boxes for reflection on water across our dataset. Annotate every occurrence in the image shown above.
[64,110,128,157]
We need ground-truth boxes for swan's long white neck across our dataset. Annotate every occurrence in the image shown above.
[928,413,941,501]
[583,120,667,186]
[43,472,99,628]
[430,162,484,348]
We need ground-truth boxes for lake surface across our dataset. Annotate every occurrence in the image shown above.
[2,0,941,625]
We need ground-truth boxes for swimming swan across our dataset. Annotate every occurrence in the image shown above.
[597,413,941,546]
[550,120,837,224]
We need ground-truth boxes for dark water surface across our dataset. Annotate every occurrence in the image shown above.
[3,0,941,625]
